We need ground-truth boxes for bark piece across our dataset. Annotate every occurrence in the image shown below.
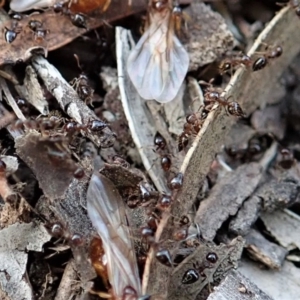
[229,196,262,236]
[245,229,287,269]
[261,209,300,250]
[230,165,300,236]
[0,77,25,121]
[0,222,51,300]
[48,173,96,284]
[255,179,300,212]
[195,163,262,241]
[23,65,49,115]
[100,163,143,197]
[185,2,234,70]
[240,258,300,300]
[207,270,273,300]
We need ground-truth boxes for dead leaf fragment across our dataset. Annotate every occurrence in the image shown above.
[0,222,51,300]
[0,0,147,66]
[15,131,76,199]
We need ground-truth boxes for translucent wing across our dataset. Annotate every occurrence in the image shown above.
[87,173,141,299]
[10,0,55,11]
[127,8,189,103]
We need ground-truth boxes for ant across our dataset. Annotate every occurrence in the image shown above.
[63,119,108,134]
[154,131,166,151]
[153,132,173,172]
[28,19,49,42]
[277,0,300,17]
[169,172,184,190]
[140,221,174,267]
[12,117,108,137]
[53,2,88,29]
[289,0,300,16]
[277,148,296,169]
[0,158,6,173]
[252,44,283,71]
[4,15,22,43]
[177,102,208,152]
[151,0,169,11]
[202,81,245,117]
[11,118,60,133]
[185,110,206,134]
[70,13,87,29]
[219,52,252,75]
[181,252,218,285]
[172,4,183,34]
[71,54,94,105]
[137,183,172,211]
[178,131,189,152]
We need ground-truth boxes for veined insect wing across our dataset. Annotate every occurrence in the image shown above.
[87,173,141,298]
[10,0,55,11]
[127,6,189,103]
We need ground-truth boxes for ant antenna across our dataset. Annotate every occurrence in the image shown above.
[73,54,83,72]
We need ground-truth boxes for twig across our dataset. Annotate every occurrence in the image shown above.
[0,77,26,121]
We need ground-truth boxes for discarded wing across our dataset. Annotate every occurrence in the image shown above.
[87,172,141,299]
[127,4,189,103]
[10,0,56,11]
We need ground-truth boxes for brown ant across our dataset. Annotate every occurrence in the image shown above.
[73,167,85,179]
[181,252,218,284]
[12,117,107,138]
[169,172,184,190]
[178,131,189,152]
[160,155,172,172]
[0,158,6,173]
[70,13,88,29]
[156,193,172,210]
[71,54,94,105]
[277,148,296,169]
[156,248,173,267]
[11,118,60,133]
[154,132,166,151]
[203,84,245,117]
[153,132,173,172]
[53,2,88,29]
[185,111,205,134]
[28,19,49,42]
[177,105,206,152]
[289,0,300,16]
[252,45,283,72]
[277,0,300,17]
[64,119,108,134]
[4,16,22,43]
[172,4,183,34]
[173,227,188,241]
[219,52,252,75]
[140,223,174,267]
